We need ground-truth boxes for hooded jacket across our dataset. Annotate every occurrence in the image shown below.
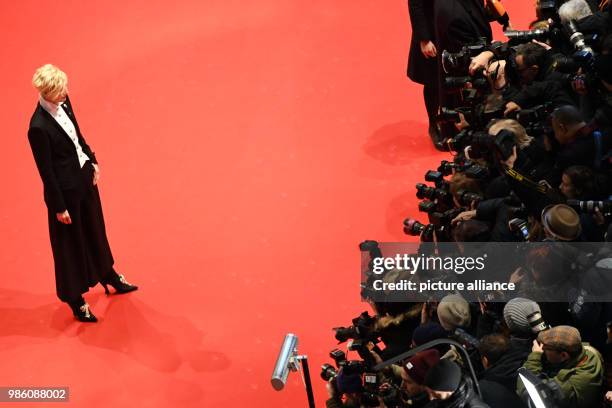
[518,344,604,408]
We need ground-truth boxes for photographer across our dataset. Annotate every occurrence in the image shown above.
[423,359,490,407]
[373,301,423,360]
[397,349,441,407]
[477,334,528,408]
[583,49,612,137]
[484,119,556,206]
[518,325,604,408]
[325,367,367,408]
[559,0,610,52]
[551,105,608,172]
[560,165,608,240]
[503,298,545,359]
[504,43,577,115]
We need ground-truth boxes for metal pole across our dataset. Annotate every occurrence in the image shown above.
[299,356,316,408]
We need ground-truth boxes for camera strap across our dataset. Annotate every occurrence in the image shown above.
[503,166,549,194]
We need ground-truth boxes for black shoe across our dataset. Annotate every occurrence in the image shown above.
[68,298,98,323]
[429,124,448,152]
[101,273,138,295]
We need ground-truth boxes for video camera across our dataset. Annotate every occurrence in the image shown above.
[442,39,489,75]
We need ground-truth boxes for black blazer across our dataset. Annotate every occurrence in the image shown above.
[407,0,438,85]
[434,0,493,54]
[28,95,97,213]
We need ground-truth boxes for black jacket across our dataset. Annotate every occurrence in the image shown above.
[555,126,604,172]
[506,59,577,110]
[425,378,490,408]
[479,380,527,408]
[479,345,530,390]
[434,0,492,54]
[28,95,97,213]
[408,0,438,85]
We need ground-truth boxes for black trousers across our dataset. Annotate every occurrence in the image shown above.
[423,83,439,127]
[47,162,115,303]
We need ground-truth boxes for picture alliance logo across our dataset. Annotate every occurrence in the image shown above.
[370,253,488,275]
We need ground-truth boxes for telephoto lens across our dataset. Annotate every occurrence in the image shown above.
[567,200,612,214]
[527,311,550,334]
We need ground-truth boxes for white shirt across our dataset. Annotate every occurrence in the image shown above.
[39,96,90,168]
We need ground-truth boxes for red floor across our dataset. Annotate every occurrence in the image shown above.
[0,2,534,407]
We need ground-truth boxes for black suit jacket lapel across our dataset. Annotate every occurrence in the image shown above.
[37,103,76,146]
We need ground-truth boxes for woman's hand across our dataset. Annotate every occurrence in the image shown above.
[92,163,100,185]
[420,40,437,58]
[56,210,72,225]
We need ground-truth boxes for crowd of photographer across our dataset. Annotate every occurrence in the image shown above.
[322,0,612,407]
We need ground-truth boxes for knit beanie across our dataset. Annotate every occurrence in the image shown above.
[437,294,471,331]
[503,297,541,335]
[424,359,462,392]
[412,322,447,346]
[404,349,441,384]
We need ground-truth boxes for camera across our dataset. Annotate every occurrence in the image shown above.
[416,183,449,202]
[441,40,488,75]
[418,200,439,214]
[333,311,378,343]
[443,75,489,91]
[511,103,553,127]
[456,189,483,207]
[536,0,558,21]
[453,328,481,349]
[429,207,466,226]
[403,218,450,242]
[321,363,338,381]
[360,240,383,260]
[509,218,530,241]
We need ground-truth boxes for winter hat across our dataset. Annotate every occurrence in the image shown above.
[437,294,471,331]
[336,368,363,394]
[424,359,462,392]
[412,322,447,346]
[503,298,542,335]
[404,349,441,384]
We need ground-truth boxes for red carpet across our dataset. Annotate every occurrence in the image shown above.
[0,2,535,406]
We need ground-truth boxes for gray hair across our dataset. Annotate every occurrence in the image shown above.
[558,0,593,23]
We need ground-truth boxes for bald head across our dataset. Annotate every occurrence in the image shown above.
[551,105,586,144]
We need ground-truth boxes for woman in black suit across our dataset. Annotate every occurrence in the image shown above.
[407,0,440,146]
[28,64,137,322]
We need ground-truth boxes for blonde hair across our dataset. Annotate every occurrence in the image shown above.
[32,64,68,99]
[489,119,533,149]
